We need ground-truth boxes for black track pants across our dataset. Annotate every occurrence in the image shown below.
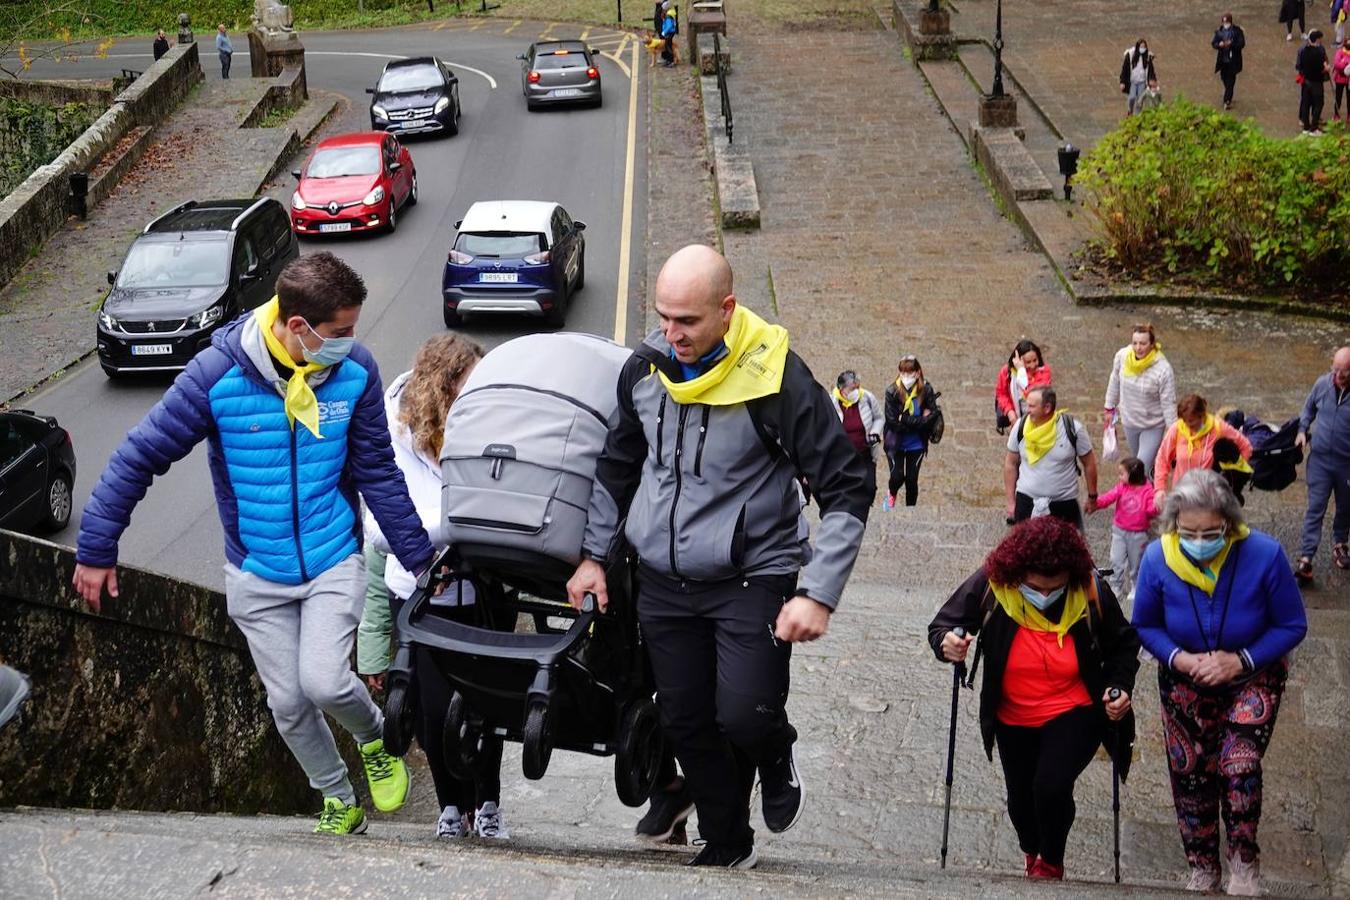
[638,570,798,846]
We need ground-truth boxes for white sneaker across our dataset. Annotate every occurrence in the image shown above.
[474,801,510,839]
[1226,857,1261,896]
[1186,866,1221,892]
[436,805,467,840]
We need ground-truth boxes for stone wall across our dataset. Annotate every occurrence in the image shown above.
[0,530,318,814]
[0,42,202,290]
[0,79,114,107]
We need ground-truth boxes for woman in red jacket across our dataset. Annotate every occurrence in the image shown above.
[995,339,1053,433]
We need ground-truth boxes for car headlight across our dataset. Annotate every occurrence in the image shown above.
[187,303,226,330]
[291,191,307,210]
[434,96,451,114]
[362,186,386,207]
[371,104,388,119]
[98,308,119,331]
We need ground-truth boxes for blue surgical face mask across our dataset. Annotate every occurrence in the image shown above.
[1018,583,1066,611]
[1180,536,1228,562]
[300,319,355,367]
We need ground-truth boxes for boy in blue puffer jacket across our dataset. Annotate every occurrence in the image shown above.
[73,252,436,836]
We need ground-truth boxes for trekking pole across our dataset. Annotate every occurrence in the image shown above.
[1109,687,1122,884]
[940,626,967,869]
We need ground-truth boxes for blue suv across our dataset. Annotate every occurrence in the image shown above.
[442,200,586,327]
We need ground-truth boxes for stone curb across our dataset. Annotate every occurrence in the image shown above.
[696,73,760,230]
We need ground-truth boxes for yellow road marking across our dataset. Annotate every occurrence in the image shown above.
[434,19,449,30]
[580,27,591,41]
[600,35,631,78]
[468,19,486,30]
[613,35,639,345]
[504,19,522,34]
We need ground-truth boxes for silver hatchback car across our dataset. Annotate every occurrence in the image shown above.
[519,41,603,110]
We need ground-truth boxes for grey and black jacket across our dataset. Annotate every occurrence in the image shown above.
[581,328,875,610]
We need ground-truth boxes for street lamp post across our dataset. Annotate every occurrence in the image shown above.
[991,0,1005,98]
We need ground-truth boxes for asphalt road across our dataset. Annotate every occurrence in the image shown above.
[16,23,648,589]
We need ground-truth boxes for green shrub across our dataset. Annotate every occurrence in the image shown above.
[1076,98,1350,286]
[0,98,103,196]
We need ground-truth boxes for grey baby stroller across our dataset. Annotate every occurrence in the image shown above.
[381,333,664,807]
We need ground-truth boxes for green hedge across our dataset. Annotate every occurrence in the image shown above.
[1076,99,1350,287]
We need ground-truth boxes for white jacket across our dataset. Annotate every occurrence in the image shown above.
[1104,346,1178,431]
[830,388,884,459]
[364,372,475,605]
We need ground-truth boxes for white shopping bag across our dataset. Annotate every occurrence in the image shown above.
[1102,424,1119,462]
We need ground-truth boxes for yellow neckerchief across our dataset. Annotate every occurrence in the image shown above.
[1219,457,1254,475]
[990,580,1089,648]
[255,296,325,438]
[1122,343,1162,379]
[895,378,922,415]
[1161,523,1251,595]
[1021,410,1063,466]
[658,305,789,406]
[1177,414,1215,455]
[832,386,858,409]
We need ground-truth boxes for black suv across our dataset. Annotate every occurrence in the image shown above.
[0,409,76,534]
[97,198,298,377]
[368,57,461,136]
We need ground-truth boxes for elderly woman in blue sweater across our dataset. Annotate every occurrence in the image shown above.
[1132,469,1307,897]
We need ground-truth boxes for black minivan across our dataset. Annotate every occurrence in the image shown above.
[96,198,298,377]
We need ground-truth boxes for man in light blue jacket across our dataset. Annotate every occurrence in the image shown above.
[1294,345,1350,581]
[215,24,233,78]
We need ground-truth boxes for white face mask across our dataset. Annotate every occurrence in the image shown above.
[844,388,860,402]
[900,374,918,389]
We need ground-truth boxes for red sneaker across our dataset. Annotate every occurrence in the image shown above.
[1024,853,1038,876]
[1029,859,1065,880]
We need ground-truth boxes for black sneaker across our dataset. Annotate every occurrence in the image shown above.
[635,782,696,843]
[758,744,804,833]
[686,841,758,869]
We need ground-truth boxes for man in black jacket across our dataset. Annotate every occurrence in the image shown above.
[1297,30,1331,134]
[568,244,873,869]
[1212,13,1246,110]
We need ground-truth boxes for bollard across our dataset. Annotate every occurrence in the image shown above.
[177,12,193,45]
[69,172,90,220]
[1057,143,1081,202]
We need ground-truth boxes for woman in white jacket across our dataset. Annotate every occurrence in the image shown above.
[358,334,510,842]
[1104,323,1177,478]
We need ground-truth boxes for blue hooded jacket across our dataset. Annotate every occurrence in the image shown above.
[77,315,434,584]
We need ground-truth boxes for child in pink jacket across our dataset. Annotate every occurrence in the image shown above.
[1333,41,1350,122]
[1092,456,1158,606]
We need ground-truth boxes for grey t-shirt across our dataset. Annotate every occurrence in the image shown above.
[1008,415,1093,502]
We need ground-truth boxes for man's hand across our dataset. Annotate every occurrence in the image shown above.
[775,595,830,642]
[1193,651,1245,687]
[1295,432,1307,450]
[1103,688,1132,721]
[941,630,975,663]
[566,558,609,612]
[73,564,117,613]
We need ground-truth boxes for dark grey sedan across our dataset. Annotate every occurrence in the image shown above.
[519,41,602,110]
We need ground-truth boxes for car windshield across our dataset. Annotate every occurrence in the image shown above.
[378,64,442,92]
[117,239,229,288]
[456,232,545,257]
[306,146,381,178]
[535,52,586,70]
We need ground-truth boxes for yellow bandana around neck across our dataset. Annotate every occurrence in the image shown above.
[1161,523,1250,595]
[990,580,1089,647]
[1219,456,1254,475]
[895,379,921,415]
[832,386,858,409]
[1177,414,1215,454]
[255,296,325,438]
[1021,410,1063,466]
[1122,343,1162,379]
[658,305,789,406]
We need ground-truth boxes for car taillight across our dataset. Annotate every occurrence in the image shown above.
[448,250,473,264]
[586,67,599,79]
[523,251,551,264]
[527,70,541,84]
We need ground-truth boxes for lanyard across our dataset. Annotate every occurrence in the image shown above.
[1183,541,1241,653]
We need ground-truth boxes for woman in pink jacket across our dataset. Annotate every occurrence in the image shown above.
[1153,394,1251,505]
[1333,40,1350,122]
[995,339,1053,433]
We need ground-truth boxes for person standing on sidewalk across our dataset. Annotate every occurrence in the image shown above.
[1293,346,1350,583]
[1004,386,1098,529]
[830,369,883,465]
[1281,0,1308,42]
[1119,39,1158,116]
[1104,322,1177,479]
[73,252,434,836]
[1212,13,1247,109]
[1332,38,1350,123]
[216,24,233,79]
[1131,470,1307,896]
[995,339,1052,433]
[1089,456,1158,607]
[152,29,170,61]
[929,517,1139,881]
[566,244,873,869]
[1297,30,1332,134]
[882,355,938,509]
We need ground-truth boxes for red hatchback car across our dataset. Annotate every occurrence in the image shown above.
[290,132,417,236]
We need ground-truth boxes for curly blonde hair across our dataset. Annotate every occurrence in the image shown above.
[398,333,484,460]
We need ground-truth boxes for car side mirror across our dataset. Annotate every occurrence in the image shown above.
[454,219,463,229]
[291,169,302,180]
[516,53,527,60]
[389,161,401,172]
[365,87,376,94]
[107,270,117,286]
[574,221,587,232]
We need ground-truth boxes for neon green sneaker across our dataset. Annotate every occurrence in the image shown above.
[314,797,367,835]
[360,738,410,813]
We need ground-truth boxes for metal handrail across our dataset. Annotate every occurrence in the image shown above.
[713,32,732,144]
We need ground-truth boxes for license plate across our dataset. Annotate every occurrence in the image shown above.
[552,88,581,97]
[131,344,173,356]
[479,272,518,283]
[319,223,352,233]
[397,121,415,128]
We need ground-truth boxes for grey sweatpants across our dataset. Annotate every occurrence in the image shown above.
[225,553,381,804]
[1108,525,1149,609]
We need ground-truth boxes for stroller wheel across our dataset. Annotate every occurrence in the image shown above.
[442,691,475,781]
[382,682,416,758]
[521,701,553,781]
[615,697,664,807]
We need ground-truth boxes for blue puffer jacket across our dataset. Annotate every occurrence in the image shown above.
[77,315,434,584]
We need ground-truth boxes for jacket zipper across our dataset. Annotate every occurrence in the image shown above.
[656,393,667,463]
[693,405,710,477]
[290,426,310,582]
[668,404,689,578]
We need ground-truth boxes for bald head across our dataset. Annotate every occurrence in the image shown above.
[654,245,737,364]
[1333,346,1350,390]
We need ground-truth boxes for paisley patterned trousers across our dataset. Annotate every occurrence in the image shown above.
[1158,659,1288,871]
